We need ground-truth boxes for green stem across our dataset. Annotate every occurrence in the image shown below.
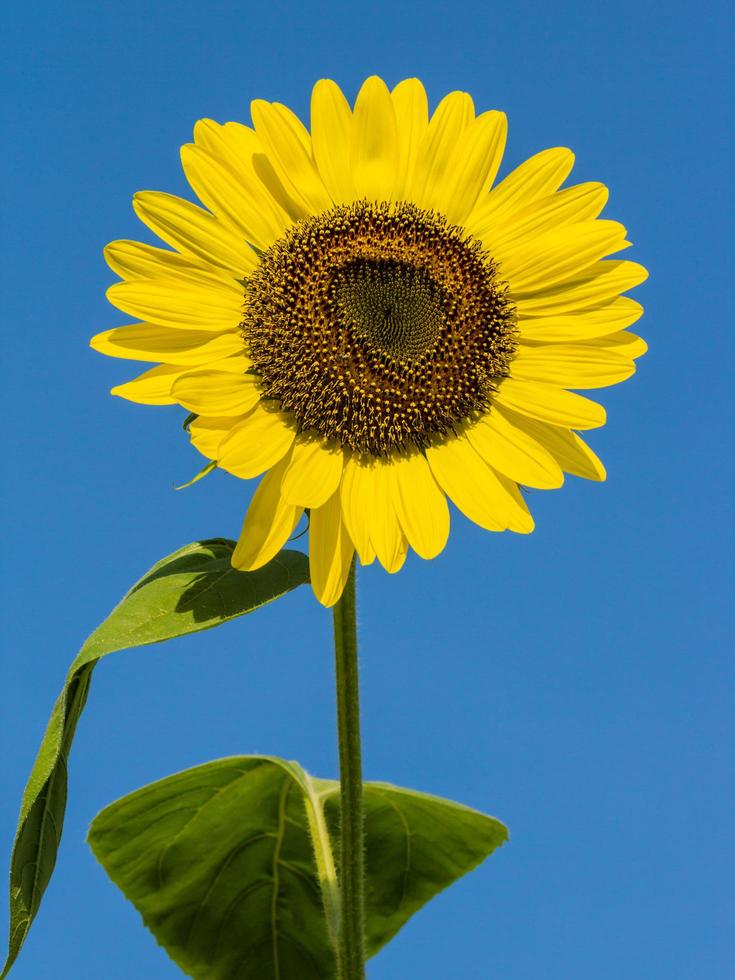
[332,560,365,979]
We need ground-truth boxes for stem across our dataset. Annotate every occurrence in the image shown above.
[332,560,365,979]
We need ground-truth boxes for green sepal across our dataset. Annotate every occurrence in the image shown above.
[1,542,309,977]
[174,459,218,490]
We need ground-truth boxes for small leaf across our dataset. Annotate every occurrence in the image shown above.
[2,543,309,978]
[87,756,508,979]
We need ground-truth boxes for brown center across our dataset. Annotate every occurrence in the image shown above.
[241,200,517,456]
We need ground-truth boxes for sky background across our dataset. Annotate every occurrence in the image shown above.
[1,0,733,977]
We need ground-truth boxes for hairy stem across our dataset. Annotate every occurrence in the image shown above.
[332,561,365,978]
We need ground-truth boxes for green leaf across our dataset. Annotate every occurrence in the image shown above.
[87,756,508,979]
[2,542,309,978]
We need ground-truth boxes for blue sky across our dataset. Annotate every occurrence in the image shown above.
[1,0,732,977]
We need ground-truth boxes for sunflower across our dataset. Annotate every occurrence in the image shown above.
[92,76,647,606]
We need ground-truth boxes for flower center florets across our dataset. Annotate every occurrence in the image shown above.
[241,201,517,456]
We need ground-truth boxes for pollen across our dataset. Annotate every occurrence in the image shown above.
[241,200,517,456]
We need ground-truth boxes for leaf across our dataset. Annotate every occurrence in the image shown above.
[2,542,309,978]
[87,756,508,979]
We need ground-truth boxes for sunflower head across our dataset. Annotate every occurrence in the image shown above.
[92,76,648,606]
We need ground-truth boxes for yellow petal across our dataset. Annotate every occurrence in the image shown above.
[181,143,289,250]
[90,323,243,364]
[468,147,575,228]
[495,378,606,429]
[104,240,241,291]
[193,119,260,171]
[501,221,628,294]
[589,330,648,360]
[391,78,429,201]
[350,76,399,202]
[280,436,344,508]
[494,471,536,532]
[193,119,297,230]
[410,91,475,210]
[426,433,532,533]
[368,460,407,574]
[340,455,378,564]
[475,181,609,248]
[250,100,332,217]
[309,490,355,608]
[172,370,261,415]
[217,404,295,479]
[512,344,635,388]
[390,451,450,559]
[189,414,245,459]
[501,408,606,481]
[427,110,507,225]
[133,191,254,274]
[232,457,303,571]
[311,79,356,204]
[518,297,643,342]
[106,280,242,331]
[515,260,648,316]
[466,409,564,488]
[111,364,190,405]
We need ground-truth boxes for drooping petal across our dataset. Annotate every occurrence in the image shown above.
[189,414,247,460]
[500,407,606,481]
[350,76,399,202]
[466,409,564,488]
[309,490,355,607]
[232,456,303,571]
[368,460,408,574]
[172,370,261,415]
[340,455,378,564]
[217,404,296,479]
[390,450,450,559]
[495,378,607,429]
[426,433,531,532]
[280,436,344,508]
[111,364,196,405]
[116,354,251,407]
[311,79,356,204]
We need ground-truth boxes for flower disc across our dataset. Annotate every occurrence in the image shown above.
[242,201,517,456]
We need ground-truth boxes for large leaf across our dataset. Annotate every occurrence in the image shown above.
[2,541,309,977]
[87,756,508,979]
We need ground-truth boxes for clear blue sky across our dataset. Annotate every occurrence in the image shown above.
[1,1,732,977]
